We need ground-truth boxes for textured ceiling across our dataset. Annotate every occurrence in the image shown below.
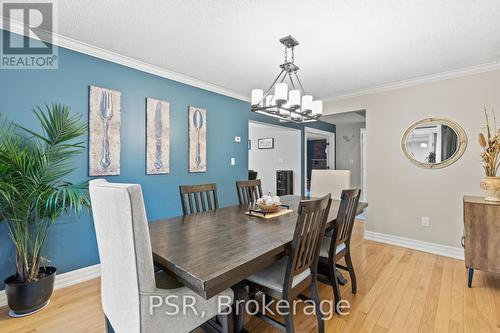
[55,0,500,99]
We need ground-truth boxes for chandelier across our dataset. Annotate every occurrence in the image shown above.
[251,35,322,123]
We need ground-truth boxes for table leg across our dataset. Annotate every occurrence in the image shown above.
[232,284,249,333]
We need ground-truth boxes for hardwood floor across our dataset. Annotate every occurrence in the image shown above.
[1,222,499,333]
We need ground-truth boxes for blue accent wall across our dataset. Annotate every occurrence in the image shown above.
[0,31,334,290]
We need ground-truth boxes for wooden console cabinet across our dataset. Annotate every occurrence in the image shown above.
[463,196,500,287]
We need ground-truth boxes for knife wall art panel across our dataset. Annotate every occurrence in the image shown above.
[188,106,207,173]
[146,98,170,174]
[88,86,121,176]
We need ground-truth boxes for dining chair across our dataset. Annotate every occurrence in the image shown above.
[318,189,361,312]
[248,170,258,180]
[179,183,219,215]
[236,179,263,205]
[245,194,332,333]
[310,170,351,200]
[89,179,234,333]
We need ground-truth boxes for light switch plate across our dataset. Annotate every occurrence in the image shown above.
[234,136,241,143]
[421,216,430,227]
[230,157,236,165]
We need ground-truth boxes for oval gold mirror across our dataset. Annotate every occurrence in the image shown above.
[401,118,467,169]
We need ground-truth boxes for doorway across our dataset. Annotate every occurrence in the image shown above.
[304,127,335,195]
[248,121,301,195]
[319,110,366,195]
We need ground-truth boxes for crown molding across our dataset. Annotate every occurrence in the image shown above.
[4,16,499,105]
[323,61,500,102]
[0,17,250,102]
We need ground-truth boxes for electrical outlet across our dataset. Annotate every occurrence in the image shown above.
[421,216,430,227]
[230,157,236,166]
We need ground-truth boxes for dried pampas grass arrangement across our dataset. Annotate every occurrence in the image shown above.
[479,108,500,177]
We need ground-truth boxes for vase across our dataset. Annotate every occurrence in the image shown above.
[480,177,500,202]
[5,266,56,317]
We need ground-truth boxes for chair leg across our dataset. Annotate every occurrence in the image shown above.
[309,280,324,333]
[284,301,295,333]
[329,266,342,314]
[345,252,357,294]
[468,268,474,288]
[105,316,115,333]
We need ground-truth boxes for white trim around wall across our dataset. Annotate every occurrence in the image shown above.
[323,61,500,102]
[364,230,464,260]
[0,18,249,102]
[0,264,101,308]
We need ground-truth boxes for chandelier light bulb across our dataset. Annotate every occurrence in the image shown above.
[251,89,263,106]
[288,90,301,108]
[269,95,278,113]
[301,95,313,113]
[274,83,288,104]
[311,100,323,116]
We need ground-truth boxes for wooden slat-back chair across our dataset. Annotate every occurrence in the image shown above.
[236,179,263,205]
[179,183,219,215]
[245,194,332,333]
[318,189,361,311]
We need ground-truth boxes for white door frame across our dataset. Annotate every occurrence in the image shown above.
[360,127,367,201]
[304,127,336,194]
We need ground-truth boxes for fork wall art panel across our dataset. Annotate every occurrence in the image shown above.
[188,106,207,173]
[146,98,170,174]
[88,86,121,176]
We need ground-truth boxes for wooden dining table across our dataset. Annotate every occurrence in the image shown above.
[149,195,368,300]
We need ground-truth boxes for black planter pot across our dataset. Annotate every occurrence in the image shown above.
[5,266,56,317]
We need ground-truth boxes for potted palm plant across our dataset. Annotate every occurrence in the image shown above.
[479,108,500,201]
[0,103,89,317]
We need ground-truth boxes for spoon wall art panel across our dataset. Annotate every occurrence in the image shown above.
[88,86,121,176]
[188,106,207,173]
[146,98,170,174]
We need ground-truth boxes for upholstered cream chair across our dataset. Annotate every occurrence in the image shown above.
[310,170,351,200]
[89,180,234,333]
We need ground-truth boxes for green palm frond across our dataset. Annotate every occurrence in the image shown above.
[0,103,88,283]
[20,103,87,148]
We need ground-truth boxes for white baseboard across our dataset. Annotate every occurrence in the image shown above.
[364,230,464,260]
[0,264,101,308]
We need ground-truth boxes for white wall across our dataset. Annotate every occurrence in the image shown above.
[249,122,301,195]
[336,122,365,188]
[325,69,500,248]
